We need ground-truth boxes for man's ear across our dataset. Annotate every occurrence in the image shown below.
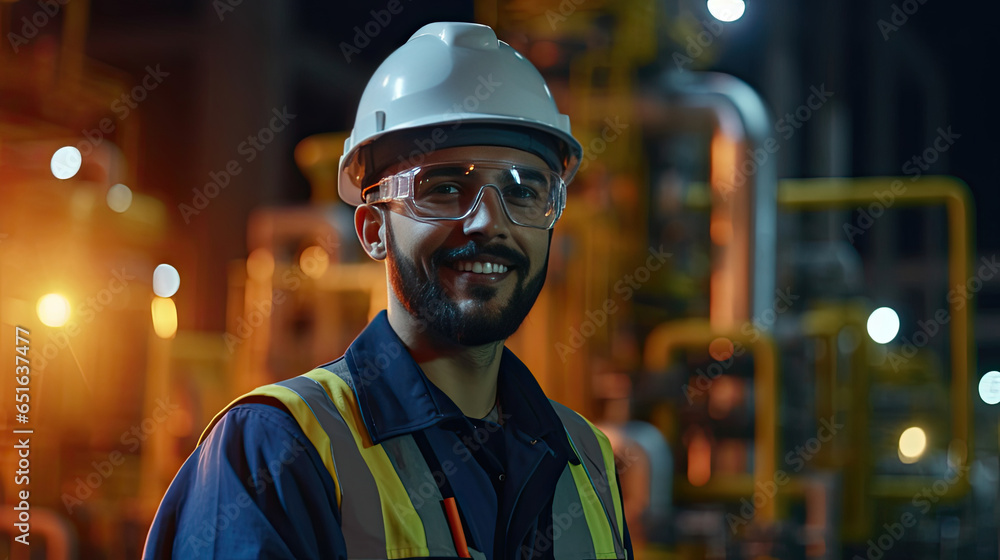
[355,204,387,260]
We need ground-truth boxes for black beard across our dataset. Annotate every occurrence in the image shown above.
[385,226,548,346]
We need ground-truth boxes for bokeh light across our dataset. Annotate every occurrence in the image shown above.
[867,307,900,344]
[898,426,927,463]
[707,0,745,22]
[51,146,83,180]
[153,264,180,298]
[37,293,71,327]
[300,245,330,279]
[107,183,133,213]
[151,297,178,339]
[979,370,1000,405]
[709,337,734,361]
[246,248,275,281]
[687,428,712,487]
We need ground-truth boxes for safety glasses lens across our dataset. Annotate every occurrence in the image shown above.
[408,163,562,228]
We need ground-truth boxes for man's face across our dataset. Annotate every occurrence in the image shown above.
[375,145,554,346]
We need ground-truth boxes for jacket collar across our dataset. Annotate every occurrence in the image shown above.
[343,311,577,463]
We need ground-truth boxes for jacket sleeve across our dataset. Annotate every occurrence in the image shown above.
[142,403,345,559]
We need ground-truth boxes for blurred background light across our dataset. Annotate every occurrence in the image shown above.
[299,245,330,279]
[687,428,712,486]
[70,187,97,220]
[51,146,83,180]
[979,370,1000,405]
[107,183,134,213]
[898,426,927,463]
[37,293,71,327]
[246,248,275,281]
[867,307,900,344]
[707,0,745,22]
[151,297,178,339]
[153,264,180,298]
[709,336,734,361]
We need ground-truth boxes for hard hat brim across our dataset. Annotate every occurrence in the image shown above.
[339,115,582,206]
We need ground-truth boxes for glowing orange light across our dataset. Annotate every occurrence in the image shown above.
[709,337,735,361]
[37,293,71,327]
[687,429,712,487]
[246,248,275,281]
[151,297,177,339]
[708,376,741,420]
[299,246,330,279]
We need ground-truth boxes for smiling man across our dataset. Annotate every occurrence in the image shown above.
[144,22,632,560]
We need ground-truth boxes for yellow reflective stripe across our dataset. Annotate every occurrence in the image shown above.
[566,445,618,558]
[584,417,627,548]
[551,401,626,556]
[552,467,598,558]
[307,370,428,557]
[196,380,343,507]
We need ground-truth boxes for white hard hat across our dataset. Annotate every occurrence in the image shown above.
[338,21,583,206]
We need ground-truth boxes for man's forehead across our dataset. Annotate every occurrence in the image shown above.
[384,145,550,175]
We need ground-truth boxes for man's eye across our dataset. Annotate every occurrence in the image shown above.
[504,185,540,199]
[424,182,462,195]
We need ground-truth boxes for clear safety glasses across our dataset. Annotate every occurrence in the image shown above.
[362,161,567,230]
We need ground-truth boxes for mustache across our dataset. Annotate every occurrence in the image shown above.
[433,241,529,270]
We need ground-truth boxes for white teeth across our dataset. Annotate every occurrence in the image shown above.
[454,261,508,274]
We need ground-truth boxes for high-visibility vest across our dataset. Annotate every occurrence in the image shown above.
[200,359,628,559]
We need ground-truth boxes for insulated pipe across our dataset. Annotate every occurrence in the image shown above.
[658,71,778,329]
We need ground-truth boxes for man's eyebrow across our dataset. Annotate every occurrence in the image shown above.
[514,168,549,184]
[419,166,475,180]
[417,165,551,184]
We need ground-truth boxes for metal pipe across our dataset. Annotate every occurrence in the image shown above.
[644,318,779,522]
[779,176,974,496]
[659,71,778,329]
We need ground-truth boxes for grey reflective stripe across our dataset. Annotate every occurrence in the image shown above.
[380,435,458,556]
[551,402,626,558]
[551,467,598,558]
[276,376,387,558]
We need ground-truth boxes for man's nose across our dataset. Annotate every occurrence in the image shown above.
[463,186,512,237]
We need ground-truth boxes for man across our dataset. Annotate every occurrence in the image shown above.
[144,22,633,559]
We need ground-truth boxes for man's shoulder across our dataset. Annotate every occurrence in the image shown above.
[546,399,612,442]
[203,401,307,452]
[199,361,352,448]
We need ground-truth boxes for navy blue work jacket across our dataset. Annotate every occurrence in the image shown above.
[143,311,632,559]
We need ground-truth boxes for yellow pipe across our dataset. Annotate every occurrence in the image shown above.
[798,303,872,540]
[779,177,974,492]
[644,318,779,522]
